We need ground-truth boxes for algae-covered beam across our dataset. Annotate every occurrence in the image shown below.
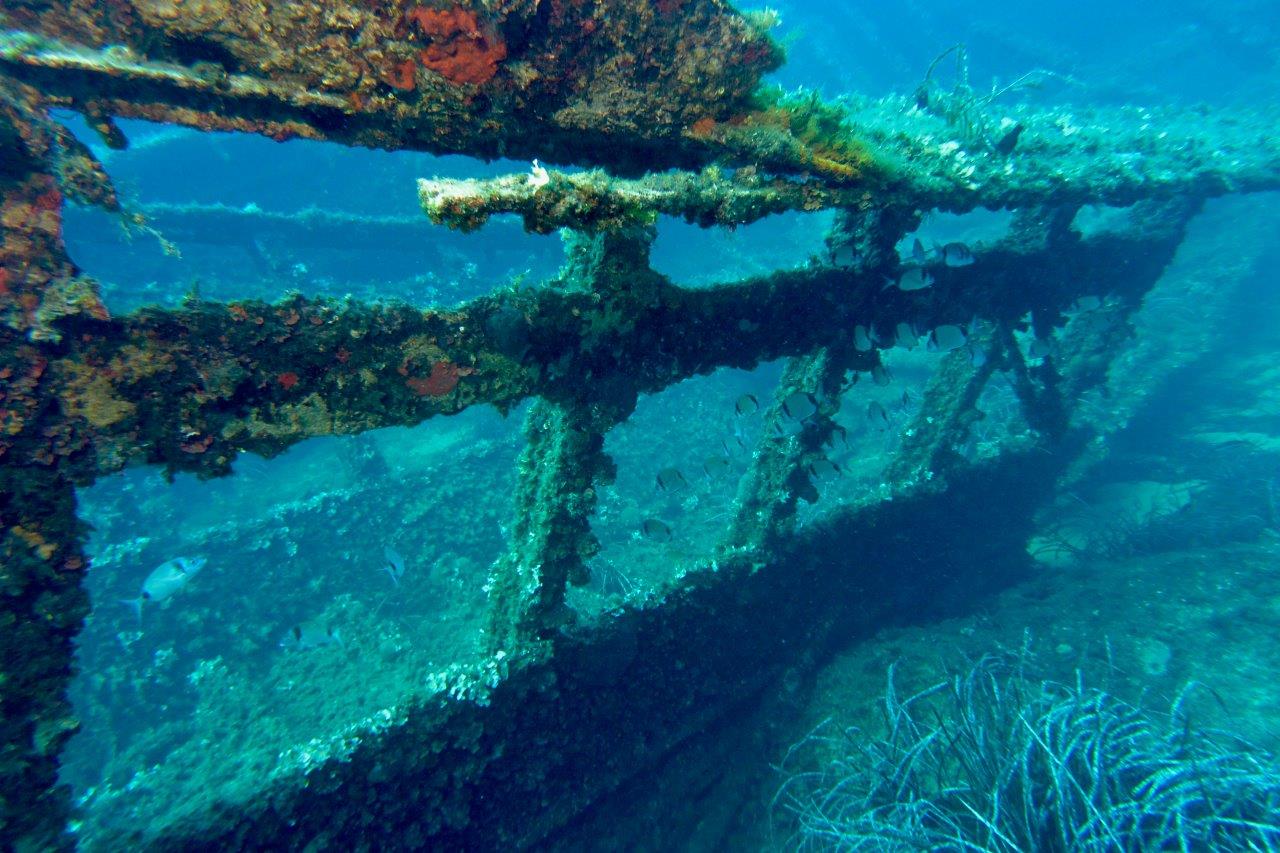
[420,166,875,233]
[0,0,782,174]
[419,100,1280,233]
[3,200,1194,490]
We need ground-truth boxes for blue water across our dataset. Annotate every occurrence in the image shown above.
[46,0,1280,848]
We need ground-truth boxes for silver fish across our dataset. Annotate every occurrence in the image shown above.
[807,458,842,481]
[383,546,406,587]
[781,391,819,421]
[703,456,733,478]
[897,267,935,292]
[895,322,919,349]
[911,237,928,265]
[121,556,206,618]
[734,393,760,416]
[1067,295,1102,314]
[929,324,968,352]
[941,242,975,267]
[1028,338,1055,359]
[281,620,343,651]
[656,467,689,491]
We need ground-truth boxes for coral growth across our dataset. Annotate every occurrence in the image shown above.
[406,6,507,85]
[406,360,467,396]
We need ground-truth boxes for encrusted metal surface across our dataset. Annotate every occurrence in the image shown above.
[2,0,1279,848]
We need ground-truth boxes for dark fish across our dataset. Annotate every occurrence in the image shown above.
[734,393,760,416]
[656,467,689,491]
[868,401,890,427]
[782,391,819,421]
[995,121,1024,155]
[941,242,975,267]
[825,423,850,449]
[871,364,893,387]
[853,325,873,352]
[1028,338,1054,359]
[640,519,673,542]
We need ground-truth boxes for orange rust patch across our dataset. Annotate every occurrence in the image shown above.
[180,434,214,454]
[689,116,717,138]
[407,6,507,85]
[405,360,471,396]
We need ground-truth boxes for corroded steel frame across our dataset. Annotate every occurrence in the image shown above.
[2,0,1279,847]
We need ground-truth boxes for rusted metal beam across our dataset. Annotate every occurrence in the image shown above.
[0,1,783,172]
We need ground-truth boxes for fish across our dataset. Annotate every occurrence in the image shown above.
[830,243,858,268]
[895,322,918,349]
[383,546,406,587]
[929,324,968,352]
[734,393,760,416]
[781,391,819,421]
[911,237,928,265]
[280,620,344,651]
[121,556,206,619]
[896,267,935,292]
[1067,295,1102,314]
[853,325,873,352]
[703,456,733,478]
[967,343,988,367]
[825,423,850,449]
[940,242,975,267]
[722,421,750,454]
[807,458,842,481]
[868,401,890,427]
[656,467,689,491]
[1028,338,1055,359]
[871,364,893,387]
[640,519,673,542]
[994,121,1024,155]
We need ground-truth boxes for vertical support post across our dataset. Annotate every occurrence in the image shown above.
[486,225,655,652]
[485,399,611,652]
[723,347,854,552]
[884,330,1000,485]
[0,466,87,851]
[1,82,118,849]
